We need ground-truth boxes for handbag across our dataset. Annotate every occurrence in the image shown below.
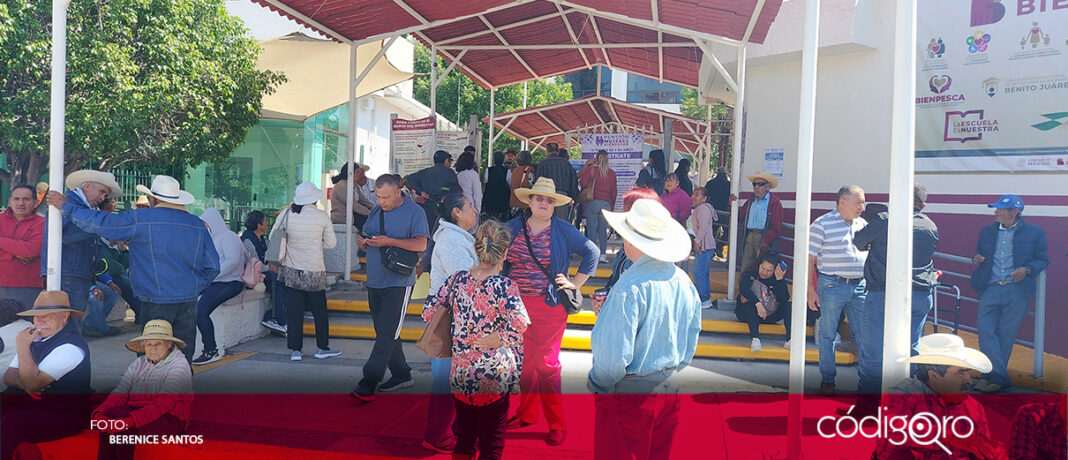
[265,209,290,264]
[752,279,779,317]
[576,171,596,204]
[280,265,327,291]
[378,208,419,276]
[522,221,582,314]
[416,277,455,358]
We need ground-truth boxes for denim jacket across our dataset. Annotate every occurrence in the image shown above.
[504,216,599,306]
[40,190,98,280]
[62,203,220,303]
[970,218,1048,297]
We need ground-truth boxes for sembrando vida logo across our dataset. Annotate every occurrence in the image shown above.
[929,75,952,94]
[971,0,1006,27]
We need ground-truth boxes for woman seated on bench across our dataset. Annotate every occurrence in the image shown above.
[735,253,792,352]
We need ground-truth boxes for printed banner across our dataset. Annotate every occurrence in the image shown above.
[390,116,436,177]
[580,133,645,211]
[915,0,1068,172]
[435,131,470,160]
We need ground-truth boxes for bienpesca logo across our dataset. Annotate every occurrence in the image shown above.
[970,0,1006,27]
[929,75,952,94]
[966,30,992,54]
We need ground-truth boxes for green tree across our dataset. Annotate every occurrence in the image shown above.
[0,0,284,187]
[411,41,572,164]
[680,87,733,175]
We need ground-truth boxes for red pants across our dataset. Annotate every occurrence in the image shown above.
[515,294,568,430]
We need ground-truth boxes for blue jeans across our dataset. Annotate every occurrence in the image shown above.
[61,277,91,334]
[693,249,715,302]
[195,281,245,352]
[856,290,932,394]
[261,271,287,326]
[85,281,118,334]
[426,357,457,445]
[976,283,1030,387]
[816,277,866,383]
[584,200,611,255]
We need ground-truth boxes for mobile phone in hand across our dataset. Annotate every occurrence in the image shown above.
[778,261,788,272]
[360,232,373,239]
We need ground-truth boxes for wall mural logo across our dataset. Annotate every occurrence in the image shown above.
[982,77,1000,97]
[929,75,953,93]
[1031,112,1068,131]
[926,37,947,59]
[945,110,999,143]
[966,30,992,53]
[1019,21,1051,49]
[970,0,1006,27]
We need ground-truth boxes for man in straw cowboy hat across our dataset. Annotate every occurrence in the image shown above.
[47,175,219,362]
[92,319,193,460]
[733,170,784,274]
[40,169,123,331]
[588,198,702,460]
[1,291,92,460]
[873,333,1007,460]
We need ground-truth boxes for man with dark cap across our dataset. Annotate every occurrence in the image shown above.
[969,194,1047,393]
[405,150,461,235]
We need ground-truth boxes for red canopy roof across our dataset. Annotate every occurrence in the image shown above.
[481,95,718,155]
[253,0,782,89]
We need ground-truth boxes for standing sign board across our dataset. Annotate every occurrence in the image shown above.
[915,1,1068,172]
[390,116,436,176]
[580,133,645,211]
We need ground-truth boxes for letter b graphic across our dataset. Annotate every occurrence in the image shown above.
[971,0,1006,27]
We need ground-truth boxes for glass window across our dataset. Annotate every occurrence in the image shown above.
[626,74,682,104]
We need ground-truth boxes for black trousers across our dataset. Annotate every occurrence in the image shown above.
[357,286,414,393]
[97,405,184,460]
[734,300,792,340]
[141,300,198,362]
[285,288,329,351]
[453,396,509,460]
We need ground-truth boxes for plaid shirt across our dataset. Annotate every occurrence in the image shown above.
[1009,402,1067,460]
[873,379,993,460]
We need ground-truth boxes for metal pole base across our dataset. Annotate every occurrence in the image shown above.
[713,298,737,311]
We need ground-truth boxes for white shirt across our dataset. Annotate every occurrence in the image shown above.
[8,332,86,382]
[269,206,337,272]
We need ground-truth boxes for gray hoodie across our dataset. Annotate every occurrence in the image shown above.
[200,208,246,284]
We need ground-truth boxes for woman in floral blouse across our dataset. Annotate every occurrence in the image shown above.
[423,220,530,460]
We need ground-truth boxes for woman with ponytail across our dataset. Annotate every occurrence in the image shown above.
[423,220,530,460]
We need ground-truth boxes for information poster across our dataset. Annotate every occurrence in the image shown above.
[764,147,784,178]
[580,133,645,211]
[390,116,436,176]
[915,1,1068,171]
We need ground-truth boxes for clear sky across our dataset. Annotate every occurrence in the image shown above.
[225,0,326,40]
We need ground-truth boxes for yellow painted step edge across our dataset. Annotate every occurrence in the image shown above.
[302,324,854,364]
[325,300,811,336]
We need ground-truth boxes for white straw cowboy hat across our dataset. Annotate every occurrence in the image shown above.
[746,171,779,189]
[66,170,124,199]
[514,177,572,206]
[136,175,195,205]
[603,199,691,263]
[293,182,322,206]
[899,333,992,373]
[125,319,187,353]
[18,291,85,319]
[134,195,150,207]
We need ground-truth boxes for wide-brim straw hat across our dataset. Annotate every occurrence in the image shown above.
[746,171,779,189]
[135,175,195,205]
[134,195,150,207]
[514,177,572,206]
[126,319,186,353]
[17,291,85,319]
[603,199,691,263]
[66,170,124,199]
[293,182,322,206]
[899,333,992,373]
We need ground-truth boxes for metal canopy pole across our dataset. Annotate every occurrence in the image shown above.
[788,0,822,457]
[883,0,919,390]
[46,0,70,290]
[489,87,496,153]
[725,44,746,302]
[344,43,358,278]
[430,44,438,115]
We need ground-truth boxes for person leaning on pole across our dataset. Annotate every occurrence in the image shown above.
[46,175,220,362]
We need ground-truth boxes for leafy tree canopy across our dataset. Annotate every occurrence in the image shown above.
[0,0,284,187]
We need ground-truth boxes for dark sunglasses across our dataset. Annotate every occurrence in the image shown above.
[752,182,769,187]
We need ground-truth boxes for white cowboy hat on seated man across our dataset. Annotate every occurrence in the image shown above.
[602,198,691,263]
[900,333,992,373]
[135,175,195,206]
[65,169,123,199]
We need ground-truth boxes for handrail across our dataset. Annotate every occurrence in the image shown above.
[777,222,1047,379]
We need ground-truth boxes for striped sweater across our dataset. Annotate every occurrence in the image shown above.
[93,347,193,429]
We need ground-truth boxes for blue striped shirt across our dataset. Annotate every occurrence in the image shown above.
[746,194,769,230]
[809,209,868,279]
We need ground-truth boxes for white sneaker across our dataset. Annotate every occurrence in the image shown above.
[290,350,302,361]
[314,348,342,359]
[783,339,792,350]
[599,254,608,264]
[750,337,762,352]
[700,300,714,309]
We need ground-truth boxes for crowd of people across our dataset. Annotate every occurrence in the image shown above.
[0,144,1057,459]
